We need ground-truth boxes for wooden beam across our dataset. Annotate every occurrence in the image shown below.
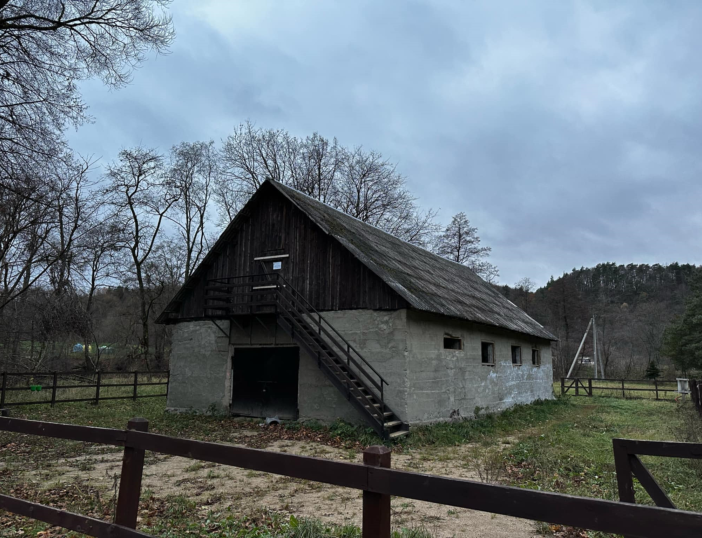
[629,455,676,509]
[0,493,152,537]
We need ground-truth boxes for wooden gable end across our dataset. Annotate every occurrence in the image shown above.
[170,186,406,321]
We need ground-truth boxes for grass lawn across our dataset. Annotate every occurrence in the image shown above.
[0,394,700,537]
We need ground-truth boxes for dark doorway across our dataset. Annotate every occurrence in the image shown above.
[231,346,299,419]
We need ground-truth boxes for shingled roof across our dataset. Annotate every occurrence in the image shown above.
[159,180,556,340]
[270,181,555,340]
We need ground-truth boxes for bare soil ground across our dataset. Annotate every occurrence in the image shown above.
[20,430,537,538]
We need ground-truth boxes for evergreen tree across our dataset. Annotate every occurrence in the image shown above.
[644,360,661,380]
[662,273,702,374]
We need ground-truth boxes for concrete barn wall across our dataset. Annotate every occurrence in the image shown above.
[228,311,409,424]
[167,320,231,414]
[313,310,409,423]
[405,310,553,424]
[166,310,553,425]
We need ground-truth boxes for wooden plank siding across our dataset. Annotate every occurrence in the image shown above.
[168,186,406,321]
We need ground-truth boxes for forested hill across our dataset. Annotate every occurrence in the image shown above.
[558,263,698,305]
[497,263,700,378]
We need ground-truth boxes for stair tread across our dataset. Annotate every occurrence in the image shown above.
[280,305,405,438]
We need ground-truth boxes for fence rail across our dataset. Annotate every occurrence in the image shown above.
[561,377,686,400]
[0,371,169,408]
[1,416,702,538]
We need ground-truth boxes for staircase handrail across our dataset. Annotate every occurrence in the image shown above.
[271,273,388,390]
[206,273,389,391]
[274,282,385,396]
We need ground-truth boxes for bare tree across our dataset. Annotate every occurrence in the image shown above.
[434,212,499,281]
[0,156,91,310]
[514,277,535,314]
[217,122,439,246]
[73,218,122,370]
[216,122,287,224]
[104,147,179,369]
[288,133,344,203]
[336,147,418,233]
[0,0,174,173]
[168,141,216,279]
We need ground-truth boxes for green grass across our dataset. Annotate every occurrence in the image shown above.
[505,397,702,514]
[2,393,701,537]
[397,398,572,448]
[556,379,682,401]
[316,398,574,449]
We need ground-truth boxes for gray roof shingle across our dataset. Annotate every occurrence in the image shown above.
[270,181,556,341]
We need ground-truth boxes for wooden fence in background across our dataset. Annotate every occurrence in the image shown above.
[0,371,169,408]
[0,416,702,538]
[561,377,683,400]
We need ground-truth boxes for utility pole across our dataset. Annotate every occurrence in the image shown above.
[593,315,598,379]
[566,317,593,379]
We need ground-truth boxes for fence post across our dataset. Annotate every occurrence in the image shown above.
[94,371,101,405]
[588,378,593,397]
[654,379,659,401]
[166,371,170,397]
[621,379,625,398]
[690,380,701,416]
[0,373,6,408]
[560,378,565,395]
[362,446,391,538]
[575,379,579,396]
[612,439,635,504]
[115,417,149,528]
[133,372,138,401]
[51,372,57,407]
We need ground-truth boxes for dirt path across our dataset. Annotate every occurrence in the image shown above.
[23,434,538,538]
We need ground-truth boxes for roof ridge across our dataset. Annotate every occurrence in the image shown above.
[267,179,483,274]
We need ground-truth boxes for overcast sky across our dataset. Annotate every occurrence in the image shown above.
[67,0,702,286]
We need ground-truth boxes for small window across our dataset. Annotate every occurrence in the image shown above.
[481,342,494,365]
[511,346,522,365]
[443,335,462,350]
[532,348,541,366]
[272,261,282,270]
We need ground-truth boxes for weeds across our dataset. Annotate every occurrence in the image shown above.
[671,401,702,477]
[467,445,506,484]
[398,398,572,448]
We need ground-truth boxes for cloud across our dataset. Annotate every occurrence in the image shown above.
[68,0,702,285]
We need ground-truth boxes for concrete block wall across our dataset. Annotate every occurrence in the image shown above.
[405,310,553,424]
[167,320,231,414]
[310,310,409,423]
[228,311,407,424]
[166,310,553,425]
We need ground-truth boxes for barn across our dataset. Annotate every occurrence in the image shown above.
[157,180,556,439]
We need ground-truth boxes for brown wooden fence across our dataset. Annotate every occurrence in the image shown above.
[1,416,702,538]
[691,380,702,417]
[561,377,683,400]
[0,371,169,408]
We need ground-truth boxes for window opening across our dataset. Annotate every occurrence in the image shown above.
[481,342,494,365]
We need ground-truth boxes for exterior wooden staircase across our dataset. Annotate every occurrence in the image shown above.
[204,273,410,440]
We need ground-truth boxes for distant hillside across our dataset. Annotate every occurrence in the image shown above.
[497,263,700,379]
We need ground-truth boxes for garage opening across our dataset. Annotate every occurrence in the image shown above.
[231,346,299,420]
